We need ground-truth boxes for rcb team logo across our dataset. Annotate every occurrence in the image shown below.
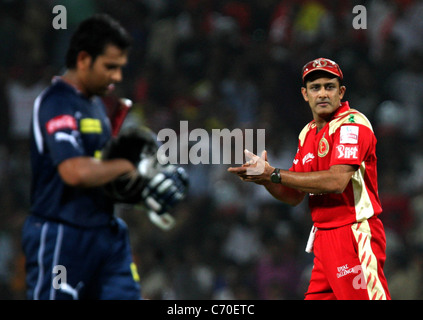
[318,137,329,157]
[313,58,328,67]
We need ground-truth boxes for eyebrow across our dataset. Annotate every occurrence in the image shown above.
[308,80,338,87]
[104,62,126,69]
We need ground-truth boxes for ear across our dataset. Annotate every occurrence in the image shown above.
[76,51,92,71]
[339,85,346,100]
[301,86,309,102]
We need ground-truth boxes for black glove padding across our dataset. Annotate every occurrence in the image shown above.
[103,171,145,204]
[102,126,159,204]
[140,164,189,216]
[103,126,158,164]
[102,126,189,221]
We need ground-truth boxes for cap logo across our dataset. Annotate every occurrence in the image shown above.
[302,57,343,82]
[313,59,328,68]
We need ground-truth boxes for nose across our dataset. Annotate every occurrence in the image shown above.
[317,87,329,99]
[111,68,123,83]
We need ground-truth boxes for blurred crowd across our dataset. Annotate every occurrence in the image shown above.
[1,0,423,300]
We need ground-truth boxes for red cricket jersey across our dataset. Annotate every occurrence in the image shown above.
[290,102,382,229]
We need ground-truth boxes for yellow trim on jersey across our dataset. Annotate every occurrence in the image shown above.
[130,262,140,282]
[80,118,102,134]
[297,108,372,147]
[329,109,373,136]
[351,162,375,222]
[351,220,387,300]
[94,150,102,160]
[298,122,316,147]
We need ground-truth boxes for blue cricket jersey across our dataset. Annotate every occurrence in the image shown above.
[30,78,115,227]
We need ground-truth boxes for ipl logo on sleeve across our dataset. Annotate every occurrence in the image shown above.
[336,145,359,160]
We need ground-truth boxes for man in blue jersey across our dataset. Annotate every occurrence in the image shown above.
[22,14,185,300]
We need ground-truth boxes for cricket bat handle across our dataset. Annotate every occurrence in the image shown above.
[111,98,133,137]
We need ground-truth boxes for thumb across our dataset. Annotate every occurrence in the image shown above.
[261,150,267,162]
[244,149,258,164]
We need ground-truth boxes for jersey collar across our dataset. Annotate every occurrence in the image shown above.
[310,101,350,126]
[52,76,95,101]
[333,101,350,118]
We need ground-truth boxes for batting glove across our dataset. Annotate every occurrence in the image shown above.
[139,165,189,230]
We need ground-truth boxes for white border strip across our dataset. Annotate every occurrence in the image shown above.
[33,222,49,300]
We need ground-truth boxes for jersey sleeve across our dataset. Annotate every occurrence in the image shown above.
[37,95,85,165]
[289,122,313,172]
[329,124,374,167]
[289,141,303,172]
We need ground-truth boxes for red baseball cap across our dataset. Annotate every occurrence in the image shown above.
[302,58,343,83]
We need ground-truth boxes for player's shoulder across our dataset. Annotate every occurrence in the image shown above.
[37,80,79,116]
[329,107,373,136]
[298,120,317,147]
[41,80,75,104]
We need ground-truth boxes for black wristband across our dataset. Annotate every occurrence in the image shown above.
[270,168,281,184]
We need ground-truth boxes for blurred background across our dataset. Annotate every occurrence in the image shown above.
[1,0,423,300]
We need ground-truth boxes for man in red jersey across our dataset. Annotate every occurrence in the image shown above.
[228,57,391,300]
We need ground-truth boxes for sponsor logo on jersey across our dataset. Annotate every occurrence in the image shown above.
[318,137,329,157]
[302,152,315,165]
[336,145,358,159]
[54,132,79,149]
[80,118,102,133]
[340,125,359,144]
[46,115,77,134]
[336,264,361,278]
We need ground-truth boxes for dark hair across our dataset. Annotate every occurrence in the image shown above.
[65,13,132,69]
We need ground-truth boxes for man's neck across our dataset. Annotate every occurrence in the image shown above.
[60,70,90,97]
